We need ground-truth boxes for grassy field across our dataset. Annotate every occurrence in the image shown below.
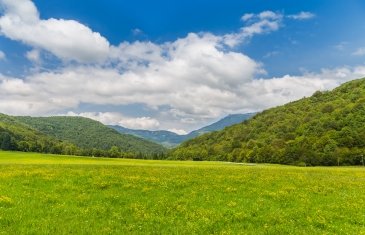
[0,151,364,234]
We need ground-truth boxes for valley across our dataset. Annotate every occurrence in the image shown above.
[0,1,364,234]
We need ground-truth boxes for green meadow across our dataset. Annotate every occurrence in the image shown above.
[0,151,364,234]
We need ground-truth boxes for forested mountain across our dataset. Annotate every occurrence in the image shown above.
[0,114,79,154]
[171,78,365,166]
[110,113,255,147]
[14,116,166,156]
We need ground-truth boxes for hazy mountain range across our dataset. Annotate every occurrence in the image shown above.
[109,113,256,147]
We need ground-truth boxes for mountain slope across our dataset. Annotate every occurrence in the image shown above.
[14,116,166,155]
[185,113,256,139]
[110,113,255,147]
[172,78,365,166]
[0,113,78,154]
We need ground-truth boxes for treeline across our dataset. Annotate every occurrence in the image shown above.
[0,130,166,159]
[0,121,80,155]
[171,78,365,166]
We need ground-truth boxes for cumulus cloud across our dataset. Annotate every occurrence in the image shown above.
[0,32,262,118]
[0,0,110,63]
[0,50,5,60]
[352,47,365,56]
[288,12,316,20]
[65,111,160,130]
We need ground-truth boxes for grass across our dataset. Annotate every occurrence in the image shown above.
[0,151,364,234]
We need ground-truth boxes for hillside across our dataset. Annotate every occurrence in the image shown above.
[185,113,256,139]
[172,78,365,166]
[110,113,255,147]
[0,114,78,154]
[14,116,166,156]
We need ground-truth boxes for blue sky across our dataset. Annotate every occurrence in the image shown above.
[0,0,365,133]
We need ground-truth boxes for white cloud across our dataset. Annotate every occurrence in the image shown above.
[241,13,254,21]
[259,11,282,20]
[352,47,365,56]
[109,40,165,70]
[25,49,41,63]
[223,11,283,47]
[0,0,110,63]
[119,117,160,130]
[288,12,316,20]
[0,50,5,60]
[168,128,188,135]
[65,111,160,130]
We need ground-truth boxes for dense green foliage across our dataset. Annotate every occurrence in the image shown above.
[14,116,166,157]
[110,113,255,147]
[0,114,79,154]
[172,78,365,166]
[0,151,364,234]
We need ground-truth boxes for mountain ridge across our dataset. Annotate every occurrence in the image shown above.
[110,113,256,147]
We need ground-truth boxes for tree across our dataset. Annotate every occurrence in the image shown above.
[109,146,121,158]
[17,141,30,152]
[0,132,13,150]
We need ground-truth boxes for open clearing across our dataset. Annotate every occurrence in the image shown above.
[0,151,364,234]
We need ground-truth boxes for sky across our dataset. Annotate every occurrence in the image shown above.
[0,0,365,134]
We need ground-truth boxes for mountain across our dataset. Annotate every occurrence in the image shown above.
[109,113,255,147]
[13,116,166,156]
[0,113,79,154]
[109,126,183,148]
[171,78,365,166]
[185,113,256,139]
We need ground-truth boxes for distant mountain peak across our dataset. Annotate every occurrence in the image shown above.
[110,113,256,148]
